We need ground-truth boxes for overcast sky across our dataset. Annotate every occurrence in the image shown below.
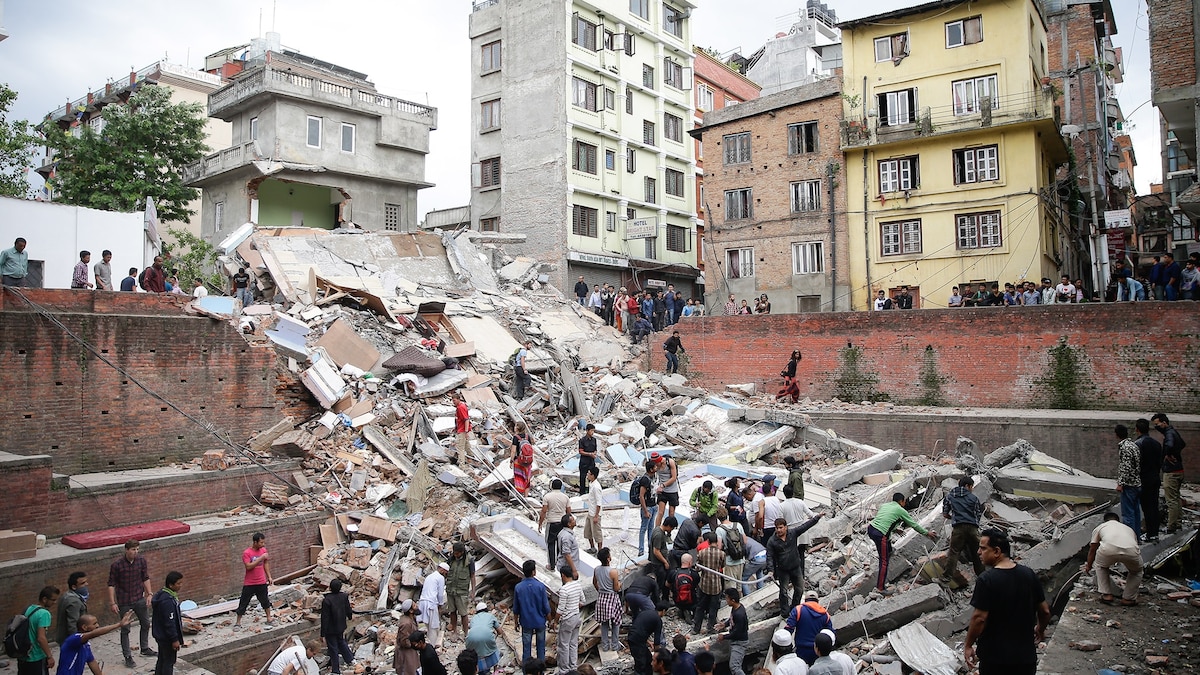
[0,0,1155,216]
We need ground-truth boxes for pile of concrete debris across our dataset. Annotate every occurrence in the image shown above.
[171,226,1189,675]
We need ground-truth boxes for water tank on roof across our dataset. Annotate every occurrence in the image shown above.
[247,37,267,60]
[266,31,282,53]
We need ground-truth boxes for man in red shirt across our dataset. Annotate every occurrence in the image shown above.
[234,533,274,629]
[141,256,166,293]
[453,392,471,466]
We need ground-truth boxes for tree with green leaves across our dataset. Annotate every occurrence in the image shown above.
[0,83,37,199]
[163,227,224,293]
[44,85,208,222]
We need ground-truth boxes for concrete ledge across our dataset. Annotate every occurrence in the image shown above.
[63,460,301,497]
[832,583,946,642]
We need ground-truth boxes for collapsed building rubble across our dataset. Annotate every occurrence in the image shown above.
[161,226,1197,675]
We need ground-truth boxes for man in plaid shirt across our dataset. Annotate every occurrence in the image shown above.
[107,539,155,669]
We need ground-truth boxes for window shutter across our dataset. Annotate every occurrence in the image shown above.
[471,162,482,188]
[572,12,579,44]
[625,34,636,56]
[682,67,693,90]
[594,23,603,52]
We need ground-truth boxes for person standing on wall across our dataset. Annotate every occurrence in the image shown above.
[151,571,185,675]
[0,237,29,287]
[233,533,274,629]
[93,250,113,291]
[108,539,155,669]
[71,251,93,289]
[662,331,685,375]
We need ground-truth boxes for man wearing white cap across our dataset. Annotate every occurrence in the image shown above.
[394,599,420,675]
[769,628,808,675]
[466,601,502,674]
[818,630,854,675]
[419,563,449,648]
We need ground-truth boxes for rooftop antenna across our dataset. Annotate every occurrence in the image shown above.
[258,8,262,37]
[272,0,277,31]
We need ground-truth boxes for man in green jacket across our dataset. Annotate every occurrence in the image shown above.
[690,481,720,531]
[867,493,937,593]
[445,542,476,638]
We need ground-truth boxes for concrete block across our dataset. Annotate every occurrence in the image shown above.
[661,374,688,388]
[993,469,1115,504]
[812,450,902,491]
[666,384,706,398]
[744,408,767,421]
[764,409,812,427]
[832,583,946,642]
[270,430,316,458]
[1021,514,1103,589]
[200,450,228,471]
[984,438,1035,468]
[862,471,893,485]
[726,383,756,396]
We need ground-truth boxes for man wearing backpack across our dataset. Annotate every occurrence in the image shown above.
[786,590,833,665]
[631,462,657,557]
[14,585,58,674]
[667,554,698,623]
[716,507,748,591]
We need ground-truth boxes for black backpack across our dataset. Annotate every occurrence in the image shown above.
[721,524,746,561]
[629,475,651,505]
[3,607,37,659]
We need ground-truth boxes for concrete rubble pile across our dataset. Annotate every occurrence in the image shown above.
[174,226,1155,675]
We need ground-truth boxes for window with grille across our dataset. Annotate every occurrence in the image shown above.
[645,237,658,259]
[665,168,685,197]
[788,121,818,155]
[725,188,752,220]
[664,5,685,38]
[667,224,689,252]
[480,217,499,232]
[874,32,910,62]
[481,157,501,188]
[643,64,655,89]
[664,113,683,142]
[572,14,598,50]
[481,99,501,131]
[630,0,650,20]
[573,77,599,111]
[643,120,656,146]
[697,84,714,112]
[797,295,822,312]
[384,203,400,232]
[956,211,1002,249]
[481,41,502,72]
[572,204,598,237]
[605,150,616,170]
[726,247,754,278]
[877,89,917,126]
[573,140,598,174]
[606,211,617,231]
[214,201,225,231]
[953,145,999,184]
[306,116,322,148]
[946,16,983,48]
[664,58,684,88]
[626,87,634,114]
[723,132,751,164]
[626,148,636,173]
[791,180,822,212]
[644,177,657,204]
[952,75,998,115]
[881,219,922,256]
[792,242,824,274]
[879,156,919,192]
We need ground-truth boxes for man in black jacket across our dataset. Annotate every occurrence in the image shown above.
[409,630,447,675]
[151,571,184,675]
[893,286,914,309]
[574,276,588,306]
[766,514,824,618]
[652,291,667,332]
[1135,418,1164,542]
[322,578,356,674]
[663,331,685,375]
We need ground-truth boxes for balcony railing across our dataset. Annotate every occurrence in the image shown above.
[182,140,256,185]
[208,66,436,123]
[472,0,500,11]
[842,88,1056,149]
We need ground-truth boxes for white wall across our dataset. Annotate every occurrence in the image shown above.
[0,197,149,289]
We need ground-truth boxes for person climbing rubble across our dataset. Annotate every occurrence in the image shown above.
[868,493,937,594]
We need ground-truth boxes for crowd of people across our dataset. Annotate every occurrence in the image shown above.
[573,276,703,345]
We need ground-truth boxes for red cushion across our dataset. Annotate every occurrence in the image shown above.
[62,520,191,549]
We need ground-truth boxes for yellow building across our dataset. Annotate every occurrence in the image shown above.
[839,0,1070,309]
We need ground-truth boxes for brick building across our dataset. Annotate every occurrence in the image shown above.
[1147,0,1200,252]
[692,48,761,283]
[1044,0,1132,282]
[691,78,848,313]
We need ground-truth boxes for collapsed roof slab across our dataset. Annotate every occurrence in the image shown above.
[993,468,1116,504]
[832,583,947,643]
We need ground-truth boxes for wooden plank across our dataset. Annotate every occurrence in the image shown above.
[462,386,499,408]
[363,425,416,476]
[309,546,324,565]
[357,515,397,543]
[444,341,476,358]
[336,451,366,466]
[319,524,340,550]
[183,599,239,620]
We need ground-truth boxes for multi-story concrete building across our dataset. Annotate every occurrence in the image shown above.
[34,61,230,240]
[692,48,761,283]
[468,0,700,296]
[1147,0,1200,255]
[692,79,847,313]
[839,0,1069,309]
[739,0,842,97]
[184,36,437,243]
[1044,0,1131,285]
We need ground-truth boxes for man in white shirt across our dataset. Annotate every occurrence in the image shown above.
[1083,512,1142,605]
[419,562,449,648]
[267,639,322,675]
[769,629,808,675]
[819,630,855,675]
[742,485,765,541]
[584,466,603,554]
[1054,275,1076,304]
[191,280,208,298]
[553,566,583,674]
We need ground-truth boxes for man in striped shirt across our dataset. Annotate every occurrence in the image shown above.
[552,566,583,675]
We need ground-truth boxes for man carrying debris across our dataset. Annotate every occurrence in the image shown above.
[964,528,1050,675]
[651,452,680,528]
[513,340,533,400]
[941,476,986,583]
[867,493,937,594]
[1114,424,1143,539]
[453,392,472,466]
[552,565,584,675]
[466,601,502,674]
[1083,512,1144,606]
[513,560,551,662]
[767,514,824,618]
[445,543,476,638]
[539,480,571,572]
[1152,413,1187,534]
[266,639,323,675]
[419,562,448,649]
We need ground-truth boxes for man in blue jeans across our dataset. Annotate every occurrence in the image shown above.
[512,560,550,662]
[1114,424,1142,539]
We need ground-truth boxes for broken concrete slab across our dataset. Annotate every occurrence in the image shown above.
[812,450,902,491]
[666,383,706,398]
[1021,514,1104,591]
[249,417,296,454]
[832,583,946,643]
[271,430,316,458]
[888,622,960,675]
[993,468,1115,504]
[984,438,1035,468]
[412,369,470,397]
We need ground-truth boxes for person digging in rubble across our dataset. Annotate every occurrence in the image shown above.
[786,589,833,666]
[867,493,937,595]
[1083,512,1144,606]
[963,528,1050,675]
[419,562,449,649]
[767,514,825,618]
[266,638,323,675]
[540,480,572,571]
[445,543,477,638]
[941,476,986,585]
[395,599,421,675]
[466,601,501,674]
[557,514,581,580]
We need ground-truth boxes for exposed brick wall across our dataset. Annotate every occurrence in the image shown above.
[673,302,1200,414]
[1148,0,1197,93]
[0,512,324,632]
[0,453,301,537]
[0,288,283,473]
